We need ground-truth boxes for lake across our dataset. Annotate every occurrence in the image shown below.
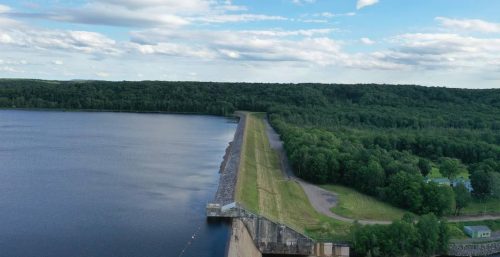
[0,110,236,257]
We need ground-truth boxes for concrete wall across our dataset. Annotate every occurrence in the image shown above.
[314,243,350,257]
[240,215,314,255]
[227,219,262,257]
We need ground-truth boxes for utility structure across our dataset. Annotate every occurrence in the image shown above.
[207,202,349,257]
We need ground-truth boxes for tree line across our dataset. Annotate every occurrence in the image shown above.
[351,214,449,257]
[1,79,499,217]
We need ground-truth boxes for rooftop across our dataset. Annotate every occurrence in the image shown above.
[464,226,491,232]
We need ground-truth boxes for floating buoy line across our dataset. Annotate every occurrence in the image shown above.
[177,224,203,257]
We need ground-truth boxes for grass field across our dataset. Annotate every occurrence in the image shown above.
[322,184,408,221]
[235,113,351,240]
[461,198,500,215]
[428,166,470,180]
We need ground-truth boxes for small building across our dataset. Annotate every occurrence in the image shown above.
[427,178,451,186]
[314,243,349,257]
[425,178,473,192]
[464,226,491,238]
[206,203,222,217]
[451,179,473,192]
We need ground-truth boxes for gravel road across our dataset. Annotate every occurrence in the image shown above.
[264,118,391,225]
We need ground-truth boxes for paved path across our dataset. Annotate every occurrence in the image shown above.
[448,214,500,222]
[264,118,390,225]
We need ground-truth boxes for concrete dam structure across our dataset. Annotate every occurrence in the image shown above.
[207,202,349,257]
[207,202,315,255]
[209,113,349,257]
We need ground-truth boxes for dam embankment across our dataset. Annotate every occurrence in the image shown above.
[213,112,247,206]
[210,112,255,257]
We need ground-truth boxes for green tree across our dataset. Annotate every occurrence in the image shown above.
[418,158,432,177]
[471,170,492,198]
[439,158,463,179]
[386,172,423,213]
[453,183,472,215]
[356,160,385,195]
[388,220,420,256]
[417,214,440,257]
[437,219,450,255]
[491,173,500,199]
[422,183,455,216]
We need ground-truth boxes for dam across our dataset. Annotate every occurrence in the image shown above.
[208,112,349,257]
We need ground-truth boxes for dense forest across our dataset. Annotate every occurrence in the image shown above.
[352,214,449,257]
[1,79,499,217]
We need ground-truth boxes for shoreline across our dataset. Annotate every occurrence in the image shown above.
[213,111,247,206]
[0,107,235,118]
[211,112,251,257]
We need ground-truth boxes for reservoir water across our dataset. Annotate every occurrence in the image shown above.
[0,110,236,257]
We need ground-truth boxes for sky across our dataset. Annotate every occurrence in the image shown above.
[0,0,499,88]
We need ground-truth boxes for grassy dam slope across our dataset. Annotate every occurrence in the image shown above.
[235,113,351,240]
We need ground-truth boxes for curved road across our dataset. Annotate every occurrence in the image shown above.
[264,119,390,225]
[264,118,500,225]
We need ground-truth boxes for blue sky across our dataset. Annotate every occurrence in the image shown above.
[0,0,499,88]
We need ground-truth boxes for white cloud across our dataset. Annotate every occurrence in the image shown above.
[0,33,14,44]
[189,14,288,23]
[241,28,335,37]
[128,27,497,72]
[360,37,375,45]
[292,0,316,5]
[96,72,110,78]
[0,4,11,13]
[315,12,356,18]
[53,60,64,65]
[297,19,328,23]
[131,42,216,59]
[93,0,212,13]
[0,27,120,55]
[356,0,379,10]
[129,28,374,67]
[0,66,19,72]
[436,17,500,33]
[0,59,28,65]
[375,33,500,71]
[10,0,264,27]
[47,3,190,28]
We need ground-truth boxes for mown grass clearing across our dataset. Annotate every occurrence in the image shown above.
[428,166,469,180]
[235,113,351,240]
[461,198,500,215]
[322,184,408,221]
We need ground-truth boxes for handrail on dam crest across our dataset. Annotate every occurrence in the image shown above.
[206,202,349,257]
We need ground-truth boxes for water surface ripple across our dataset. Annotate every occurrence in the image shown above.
[0,110,235,257]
